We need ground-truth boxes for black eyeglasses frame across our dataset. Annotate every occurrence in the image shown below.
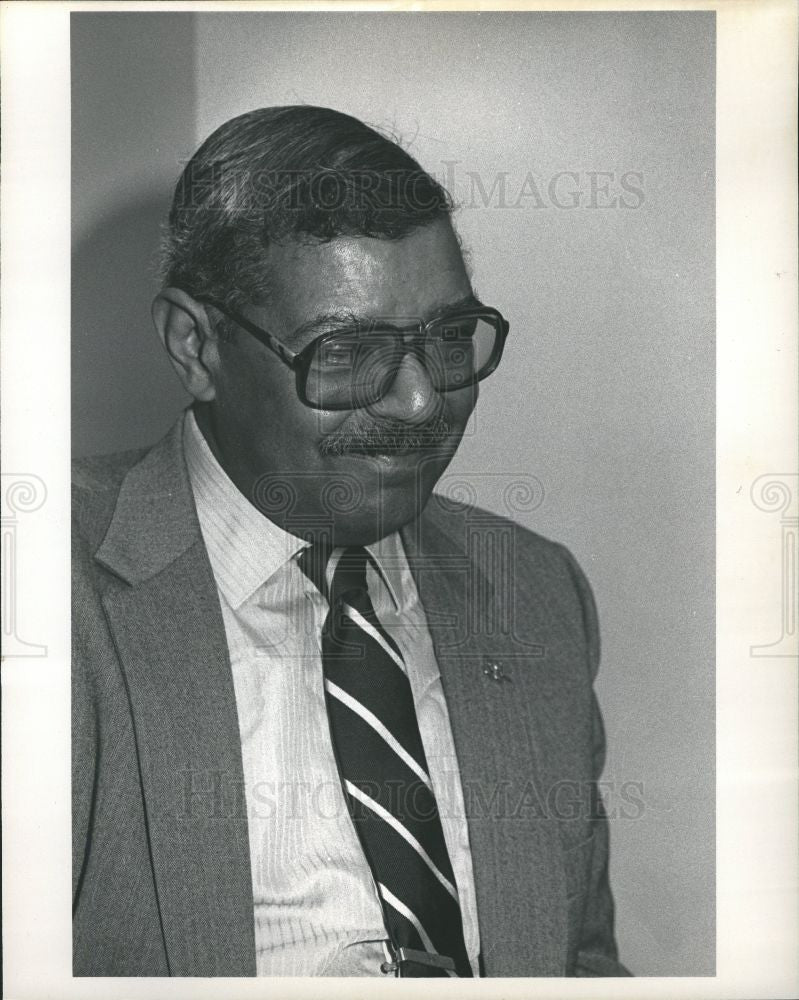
[197,295,510,410]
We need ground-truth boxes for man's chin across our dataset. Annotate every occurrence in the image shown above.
[250,453,450,544]
[325,506,426,547]
[323,478,438,547]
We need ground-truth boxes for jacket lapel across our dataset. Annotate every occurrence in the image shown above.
[402,501,569,976]
[95,421,256,976]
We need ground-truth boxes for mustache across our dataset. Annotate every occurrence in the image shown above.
[319,414,452,456]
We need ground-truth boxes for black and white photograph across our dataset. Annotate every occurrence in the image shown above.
[70,8,714,979]
[1,2,797,998]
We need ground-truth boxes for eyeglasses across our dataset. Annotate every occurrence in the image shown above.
[198,296,510,411]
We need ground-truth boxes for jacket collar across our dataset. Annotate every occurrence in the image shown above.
[95,417,199,585]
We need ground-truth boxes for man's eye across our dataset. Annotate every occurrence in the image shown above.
[321,344,355,366]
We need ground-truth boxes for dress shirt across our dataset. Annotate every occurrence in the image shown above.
[183,409,481,977]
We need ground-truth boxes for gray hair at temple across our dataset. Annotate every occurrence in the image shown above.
[160,105,454,312]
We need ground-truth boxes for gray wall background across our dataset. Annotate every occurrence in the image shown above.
[72,11,715,976]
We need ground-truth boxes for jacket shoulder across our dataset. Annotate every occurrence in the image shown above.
[424,492,574,566]
[72,446,149,495]
[421,493,599,670]
[72,446,149,554]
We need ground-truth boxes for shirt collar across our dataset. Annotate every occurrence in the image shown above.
[183,408,403,612]
[363,532,403,612]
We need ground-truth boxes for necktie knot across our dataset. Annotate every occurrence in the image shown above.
[298,544,369,605]
[330,547,369,604]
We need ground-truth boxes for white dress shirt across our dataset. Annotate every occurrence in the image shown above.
[183,410,481,977]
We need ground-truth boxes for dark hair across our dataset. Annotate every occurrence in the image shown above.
[161,105,454,310]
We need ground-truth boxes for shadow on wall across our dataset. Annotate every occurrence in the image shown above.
[72,189,190,458]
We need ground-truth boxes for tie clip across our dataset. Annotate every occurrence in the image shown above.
[397,947,456,972]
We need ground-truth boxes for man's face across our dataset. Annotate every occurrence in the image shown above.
[201,219,478,546]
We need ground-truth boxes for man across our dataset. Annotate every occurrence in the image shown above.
[72,105,629,978]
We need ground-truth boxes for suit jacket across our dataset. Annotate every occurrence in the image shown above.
[72,418,629,977]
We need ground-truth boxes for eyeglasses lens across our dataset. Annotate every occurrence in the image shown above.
[303,315,500,409]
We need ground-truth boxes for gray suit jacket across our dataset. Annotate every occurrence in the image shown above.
[72,418,629,977]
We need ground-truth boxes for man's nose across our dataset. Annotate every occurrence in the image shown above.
[365,351,439,425]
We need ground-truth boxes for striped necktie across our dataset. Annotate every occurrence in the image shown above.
[298,544,473,978]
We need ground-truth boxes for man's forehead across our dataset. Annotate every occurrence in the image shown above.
[287,292,482,344]
[262,222,472,333]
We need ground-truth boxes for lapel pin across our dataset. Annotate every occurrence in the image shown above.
[483,660,510,683]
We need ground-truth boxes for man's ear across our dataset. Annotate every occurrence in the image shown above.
[151,287,219,402]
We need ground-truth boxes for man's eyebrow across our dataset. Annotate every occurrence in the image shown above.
[289,294,483,341]
[436,292,482,314]
[289,311,361,341]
